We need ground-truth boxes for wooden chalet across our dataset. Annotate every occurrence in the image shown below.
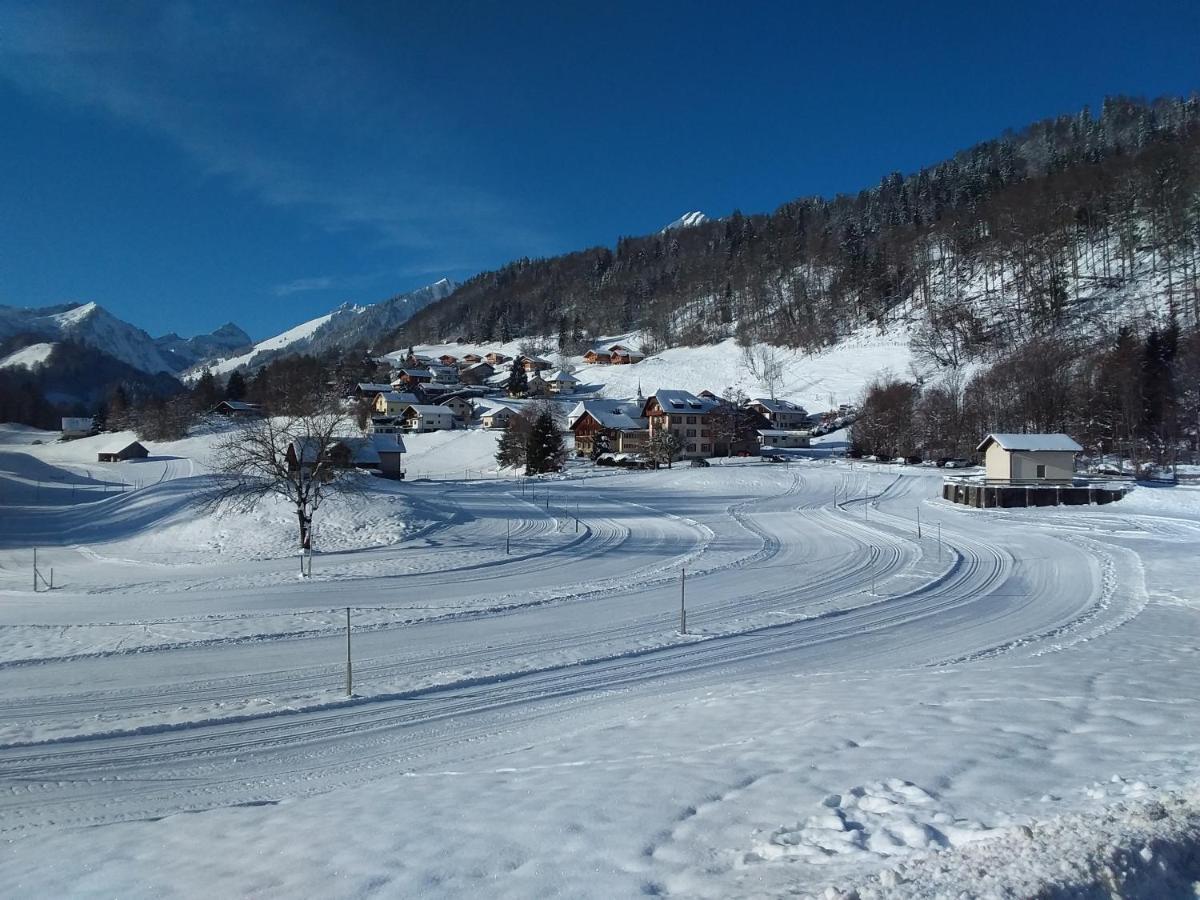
[98,441,149,463]
[459,361,495,385]
[211,400,262,417]
[396,368,434,387]
[569,400,649,456]
[461,353,483,364]
[748,397,809,429]
[438,354,459,367]
[519,355,553,373]
[484,351,510,365]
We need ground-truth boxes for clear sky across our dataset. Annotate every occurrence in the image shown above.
[1,1,1197,340]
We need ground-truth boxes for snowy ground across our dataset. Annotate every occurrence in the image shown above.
[0,424,1198,897]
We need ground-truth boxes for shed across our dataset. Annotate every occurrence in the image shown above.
[212,400,261,417]
[976,433,1082,484]
[98,441,149,462]
[757,429,811,449]
[371,433,407,478]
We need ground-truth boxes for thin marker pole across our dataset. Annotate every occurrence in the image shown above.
[679,568,687,634]
[33,547,38,592]
[345,607,353,697]
[917,506,922,539]
[506,518,511,555]
[937,522,942,561]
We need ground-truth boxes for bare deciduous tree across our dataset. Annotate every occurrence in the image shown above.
[209,409,365,550]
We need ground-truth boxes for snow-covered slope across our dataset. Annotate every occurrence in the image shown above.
[197,277,457,377]
[662,210,710,231]
[0,341,56,370]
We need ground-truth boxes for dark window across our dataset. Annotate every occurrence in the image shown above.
[687,416,697,424]
[686,428,697,437]
[700,444,711,452]
[1036,464,1047,479]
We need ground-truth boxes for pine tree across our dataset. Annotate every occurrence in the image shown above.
[524,408,565,475]
[225,370,247,401]
[193,369,220,410]
[589,431,610,461]
[507,361,528,397]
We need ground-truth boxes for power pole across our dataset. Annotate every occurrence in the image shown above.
[679,568,687,634]
[345,607,353,697]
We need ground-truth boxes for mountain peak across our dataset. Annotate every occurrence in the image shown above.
[662,211,709,232]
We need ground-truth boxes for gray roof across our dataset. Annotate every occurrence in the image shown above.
[757,429,810,437]
[377,391,419,404]
[750,397,807,414]
[977,433,1083,453]
[403,404,455,416]
[570,399,648,431]
[648,389,719,415]
[547,369,579,382]
[400,368,432,377]
[356,382,393,392]
[370,433,406,454]
[101,440,146,455]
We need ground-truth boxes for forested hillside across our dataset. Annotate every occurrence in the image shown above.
[391,95,1200,358]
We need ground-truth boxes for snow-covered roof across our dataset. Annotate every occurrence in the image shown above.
[403,404,455,416]
[750,398,807,413]
[216,400,259,411]
[607,344,644,356]
[976,433,1083,453]
[370,433,406,454]
[571,400,648,431]
[464,361,494,372]
[647,389,719,415]
[547,369,578,382]
[400,368,432,377]
[757,429,811,437]
[377,391,417,403]
[356,382,393,392]
[61,416,94,431]
[102,440,146,455]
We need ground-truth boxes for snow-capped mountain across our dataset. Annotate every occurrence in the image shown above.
[197,277,458,376]
[662,211,709,232]
[155,322,253,370]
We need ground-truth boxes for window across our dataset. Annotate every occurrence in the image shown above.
[700,444,711,452]
[686,429,697,437]
[687,416,696,424]
[1036,464,1047,479]
[686,444,696,452]
[701,429,711,437]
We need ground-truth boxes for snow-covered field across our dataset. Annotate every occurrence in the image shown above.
[1,423,1198,897]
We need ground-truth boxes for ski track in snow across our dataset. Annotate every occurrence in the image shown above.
[0,431,1197,897]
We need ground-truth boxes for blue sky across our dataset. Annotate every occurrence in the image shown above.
[1,1,1197,340]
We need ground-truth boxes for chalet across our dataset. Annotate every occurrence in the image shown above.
[569,400,649,456]
[436,394,475,422]
[459,361,495,385]
[401,404,456,433]
[412,354,436,366]
[461,353,483,365]
[757,429,811,449]
[642,390,720,459]
[545,369,579,394]
[976,433,1081,484]
[485,351,510,365]
[396,368,434,387]
[608,344,644,365]
[748,398,809,429]
[481,405,516,429]
[526,373,550,397]
[60,416,95,438]
[438,354,459,367]
[374,391,419,416]
[519,355,553,373]
[371,433,406,478]
[211,400,261,417]
[98,441,149,463]
[369,416,404,434]
[353,382,394,399]
[428,365,460,385]
[582,349,610,365]
[287,437,382,473]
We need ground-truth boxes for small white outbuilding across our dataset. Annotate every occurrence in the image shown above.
[976,433,1082,484]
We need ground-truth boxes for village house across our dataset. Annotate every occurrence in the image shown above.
[287,436,383,473]
[642,389,720,459]
[352,382,394,399]
[461,353,483,365]
[370,433,406,478]
[485,351,510,365]
[374,390,419,416]
[60,416,95,438]
[608,344,644,365]
[368,416,403,435]
[438,354,459,367]
[395,368,434,388]
[582,349,610,365]
[545,369,579,394]
[211,400,262,417]
[436,394,475,423]
[428,365,460,385]
[977,433,1082,484]
[747,397,809,429]
[401,404,456,433]
[98,441,149,463]
[519,355,554,373]
[459,361,495,385]
[568,400,649,456]
[481,405,516,429]
[757,429,811,449]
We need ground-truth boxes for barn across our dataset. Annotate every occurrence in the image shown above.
[98,441,149,463]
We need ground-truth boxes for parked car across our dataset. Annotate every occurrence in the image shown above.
[1089,463,1123,476]
[762,453,787,463]
[689,458,710,468]
[943,458,973,468]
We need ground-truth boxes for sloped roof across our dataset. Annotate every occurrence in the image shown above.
[356,382,393,392]
[403,404,455,416]
[750,397,807,414]
[377,391,419,404]
[607,343,644,355]
[215,400,259,411]
[370,433,406,454]
[646,389,719,416]
[400,368,432,377]
[976,433,1083,453]
[757,429,811,437]
[571,399,648,431]
[547,369,579,382]
[101,440,146,455]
